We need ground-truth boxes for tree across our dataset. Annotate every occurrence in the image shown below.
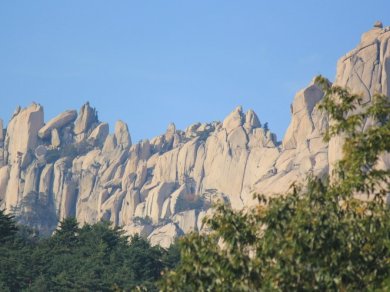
[161,76,390,291]
[0,207,17,243]
[263,122,269,133]
[52,217,80,247]
[0,212,180,291]
[11,191,57,236]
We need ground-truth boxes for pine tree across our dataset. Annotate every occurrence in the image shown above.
[0,207,17,243]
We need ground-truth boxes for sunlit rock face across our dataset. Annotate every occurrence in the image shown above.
[0,24,388,245]
[329,22,390,172]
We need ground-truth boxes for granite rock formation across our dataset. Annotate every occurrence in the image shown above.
[330,22,390,172]
[0,23,388,248]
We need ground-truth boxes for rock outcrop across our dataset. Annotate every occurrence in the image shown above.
[330,22,390,171]
[0,24,388,245]
[74,102,99,142]
[38,110,77,139]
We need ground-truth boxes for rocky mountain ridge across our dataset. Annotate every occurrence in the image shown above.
[1,23,389,247]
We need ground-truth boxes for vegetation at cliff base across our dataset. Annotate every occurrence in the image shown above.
[0,215,179,291]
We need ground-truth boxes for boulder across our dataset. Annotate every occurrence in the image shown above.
[148,223,183,248]
[51,128,61,147]
[374,21,383,28]
[38,110,77,138]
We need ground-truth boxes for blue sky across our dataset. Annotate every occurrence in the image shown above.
[1,1,389,142]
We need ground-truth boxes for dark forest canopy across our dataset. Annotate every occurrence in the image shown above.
[0,214,179,291]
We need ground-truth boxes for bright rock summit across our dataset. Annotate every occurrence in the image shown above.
[0,23,389,247]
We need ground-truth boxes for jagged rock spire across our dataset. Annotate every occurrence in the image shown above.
[115,120,131,149]
[74,102,99,142]
[244,109,261,132]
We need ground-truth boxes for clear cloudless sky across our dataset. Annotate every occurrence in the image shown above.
[1,1,390,142]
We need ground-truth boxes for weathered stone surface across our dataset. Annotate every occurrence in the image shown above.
[100,189,126,226]
[145,182,176,224]
[103,134,117,152]
[22,161,40,197]
[222,106,244,133]
[3,104,44,210]
[39,163,54,202]
[120,189,140,225]
[38,110,77,139]
[35,145,47,160]
[244,109,261,133]
[5,103,44,166]
[201,126,250,209]
[336,25,390,101]
[166,123,176,139]
[148,223,183,248]
[172,209,197,234]
[134,202,146,218]
[52,157,77,220]
[5,163,21,211]
[88,122,109,146]
[330,25,390,173]
[61,126,73,145]
[168,184,189,214]
[0,166,9,203]
[2,25,388,248]
[0,82,328,239]
[74,102,99,142]
[115,120,131,149]
[51,128,61,147]
[282,81,324,150]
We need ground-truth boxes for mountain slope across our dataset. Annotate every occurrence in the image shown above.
[1,23,389,247]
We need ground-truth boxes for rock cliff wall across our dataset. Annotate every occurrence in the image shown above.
[330,22,390,172]
[1,24,389,247]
